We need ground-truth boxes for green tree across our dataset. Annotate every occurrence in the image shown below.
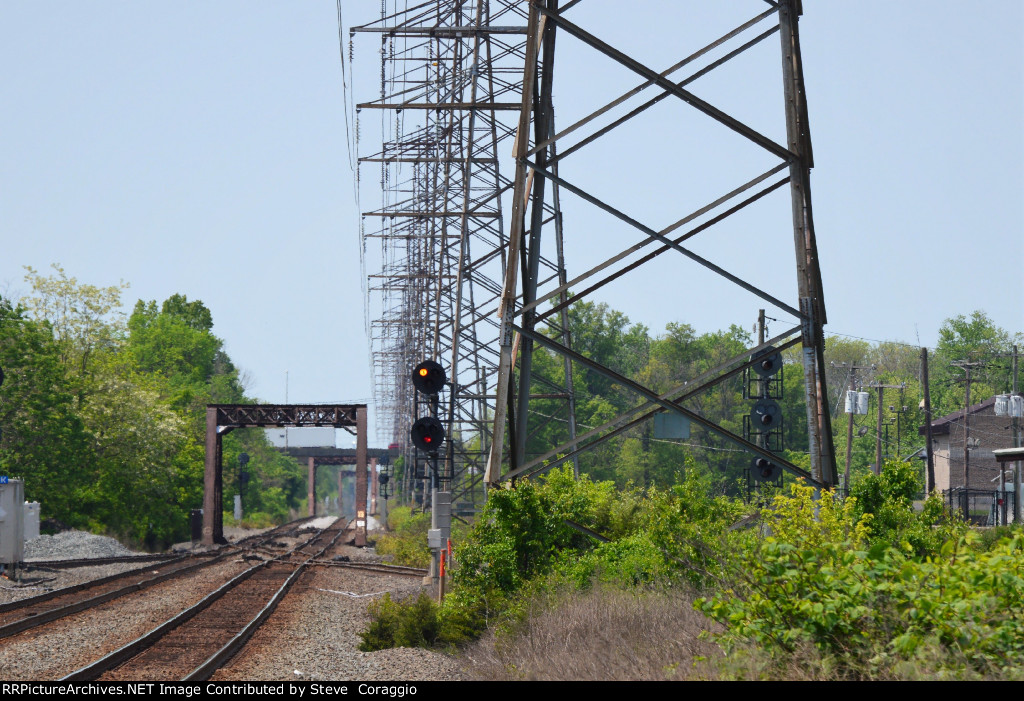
[0,298,94,526]
[931,311,1020,417]
[22,264,129,379]
[78,359,189,545]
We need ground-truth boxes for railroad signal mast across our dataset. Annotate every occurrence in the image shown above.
[410,360,447,487]
[743,328,785,493]
[410,359,451,590]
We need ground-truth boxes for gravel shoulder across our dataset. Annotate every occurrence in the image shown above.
[2,531,169,606]
[213,541,465,682]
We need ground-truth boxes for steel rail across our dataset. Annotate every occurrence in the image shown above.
[0,555,187,616]
[0,556,229,641]
[60,520,347,682]
[23,553,189,570]
[0,519,325,641]
[2,517,317,615]
[313,560,429,578]
[183,521,352,681]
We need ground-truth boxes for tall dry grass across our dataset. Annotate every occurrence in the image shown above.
[460,585,722,681]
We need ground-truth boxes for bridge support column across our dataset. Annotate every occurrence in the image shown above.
[370,457,378,516]
[355,406,367,546]
[202,407,227,546]
[307,457,316,517]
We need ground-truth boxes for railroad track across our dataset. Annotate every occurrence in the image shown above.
[0,517,322,643]
[317,559,428,578]
[24,553,191,570]
[61,517,353,681]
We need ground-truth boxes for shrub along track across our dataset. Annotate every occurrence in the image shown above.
[0,518,319,643]
[61,517,352,682]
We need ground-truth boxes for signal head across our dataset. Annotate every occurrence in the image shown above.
[752,346,782,378]
[410,416,445,452]
[750,398,782,430]
[412,360,447,395]
[751,456,781,482]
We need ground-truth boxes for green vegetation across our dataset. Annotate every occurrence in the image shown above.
[360,466,749,652]
[469,301,1021,505]
[362,304,1022,680]
[5,264,1023,677]
[374,507,432,568]
[695,473,1024,680]
[0,264,309,548]
[366,461,1024,679]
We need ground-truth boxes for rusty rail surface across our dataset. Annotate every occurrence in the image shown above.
[61,518,351,682]
[0,517,323,642]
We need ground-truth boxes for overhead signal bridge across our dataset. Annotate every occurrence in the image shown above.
[202,404,367,547]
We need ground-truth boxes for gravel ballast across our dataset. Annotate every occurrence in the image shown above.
[24,531,142,561]
[0,526,466,681]
[213,543,464,682]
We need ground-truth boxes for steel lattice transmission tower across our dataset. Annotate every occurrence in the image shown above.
[484,0,838,488]
[353,1,579,510]
[355,0,837,495]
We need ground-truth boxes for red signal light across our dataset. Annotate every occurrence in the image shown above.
[410,416,445,452]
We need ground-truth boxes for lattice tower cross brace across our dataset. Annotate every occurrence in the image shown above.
[487,0,837,486]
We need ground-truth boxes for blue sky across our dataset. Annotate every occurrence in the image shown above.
[2,2,1021,445]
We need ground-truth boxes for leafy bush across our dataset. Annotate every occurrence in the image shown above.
[851,460,965,556]
[359,590,488,651]
[367,467,750,651]
[696,481,1024,679]
[359,592,440,651]
[374,507,432,567]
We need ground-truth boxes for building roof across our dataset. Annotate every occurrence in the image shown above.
[994,447,1024,464]
[918,396,997,436]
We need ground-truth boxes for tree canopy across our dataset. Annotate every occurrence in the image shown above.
[0,266,309,548]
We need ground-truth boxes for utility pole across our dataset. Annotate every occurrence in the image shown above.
[867,382,904,475]
[757,310,767,457]
[876,385,884,475]
[1013,345,1020,522]
[846,369,855,489]
[834,362,873,491]
[758,309,766,406]
[921,348,935,494]
[890,402,908,457]
[951,361,984,520]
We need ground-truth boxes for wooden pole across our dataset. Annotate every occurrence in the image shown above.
[921,348,935,494]
[875,385,884,475]
[1013,345,1021,523]
[845,368,856,491]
